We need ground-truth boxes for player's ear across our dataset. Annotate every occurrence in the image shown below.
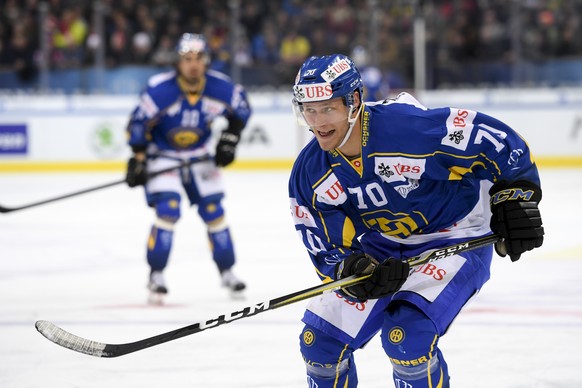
[354,90,362,108]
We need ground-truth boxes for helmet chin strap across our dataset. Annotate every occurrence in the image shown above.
[337,103,363,149]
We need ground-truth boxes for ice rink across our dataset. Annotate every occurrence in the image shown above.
[1,168,581,388]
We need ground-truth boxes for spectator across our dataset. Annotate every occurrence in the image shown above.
[52,6,88,68]
[251,21,280,65]
[6,24,37,82]
[1,0,582,90]
[279,25,310,83]
[151,34,176,67]
[106,10,133,67]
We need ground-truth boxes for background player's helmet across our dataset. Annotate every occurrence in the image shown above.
[176,33,210,63]
[292,54,363,107]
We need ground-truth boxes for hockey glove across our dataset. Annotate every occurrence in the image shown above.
[336,253,410,301]
[126,156,147,187]
[215,117,245,167]
[489,180,544,262]
[215,130,240,167]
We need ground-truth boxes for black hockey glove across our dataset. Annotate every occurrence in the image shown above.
[125,156,147,187]
[215,117,245,167]
[336,253,410,301]
[215,130,240,167]
[489,180,544,262]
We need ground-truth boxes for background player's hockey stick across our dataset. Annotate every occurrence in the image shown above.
[0,156,209,214]
[35,234,500,358]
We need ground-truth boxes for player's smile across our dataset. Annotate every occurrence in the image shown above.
[313,125,344,150]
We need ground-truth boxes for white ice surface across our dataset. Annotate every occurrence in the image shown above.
[0,169,581,388]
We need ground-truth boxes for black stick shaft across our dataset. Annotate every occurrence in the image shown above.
[35,235,499,358]
[0,157,208,213]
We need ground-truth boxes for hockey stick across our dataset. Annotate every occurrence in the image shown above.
[35,234,500,358]
[0,156,209,214]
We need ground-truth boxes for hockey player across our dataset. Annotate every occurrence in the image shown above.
[289,54,544,387]
[125,33,252,304]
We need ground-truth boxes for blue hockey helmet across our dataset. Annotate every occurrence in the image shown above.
[293,54,363,107]
[176,33,210,63]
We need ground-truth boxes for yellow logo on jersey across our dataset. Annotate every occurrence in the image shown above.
[388,327,405,344]
[303,329,315,346]
[168,128,200,148]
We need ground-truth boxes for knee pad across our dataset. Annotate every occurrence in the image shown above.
[197,198,225,224]
[150,192,181,225]
[382,303,448,385]
[299,325,357,387]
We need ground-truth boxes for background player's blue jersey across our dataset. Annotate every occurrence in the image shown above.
[289,93,541,281]
[126,69,251,153]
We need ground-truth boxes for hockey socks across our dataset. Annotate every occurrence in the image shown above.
[383,303,450,388]
[147,225,173,271]
[207,226,236,271]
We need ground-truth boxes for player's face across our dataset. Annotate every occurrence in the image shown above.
[301,98,351,151]
[177,52,207,84]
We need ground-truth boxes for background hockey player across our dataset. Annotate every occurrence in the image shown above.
[125,33,252,304]
[289,54,544,387]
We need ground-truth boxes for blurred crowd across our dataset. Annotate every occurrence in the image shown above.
[1,0,582,87]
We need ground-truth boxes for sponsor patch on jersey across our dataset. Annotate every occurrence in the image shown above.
[306,293,379,339]
[441,108,476,151]
[315,174,347,205]
[202,98,226,117]
[320,59,351,82]
[290,198,317,227]
[400,254,466,302]
[374,157,425,184]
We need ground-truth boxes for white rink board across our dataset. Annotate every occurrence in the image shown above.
[0,89,581,165]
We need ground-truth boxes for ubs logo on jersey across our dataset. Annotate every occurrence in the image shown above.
[375,157,425,183]
[315,174,347,205]
[441,108,476,151]
[290,198,317,227]
[375,157,424,198]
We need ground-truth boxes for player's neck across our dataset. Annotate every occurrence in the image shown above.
[178,76,203,95]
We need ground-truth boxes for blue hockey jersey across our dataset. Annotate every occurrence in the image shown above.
[127,69,251,153]
[289,93,541,282]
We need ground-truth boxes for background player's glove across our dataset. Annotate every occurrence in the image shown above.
[215,130,240,167]
[489,180,544,262]
[126,156,147,187]
[336,253,410,301]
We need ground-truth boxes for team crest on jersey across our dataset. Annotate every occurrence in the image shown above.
[315,174,347,205]
[441,108,476,151]
[167,128,200,148]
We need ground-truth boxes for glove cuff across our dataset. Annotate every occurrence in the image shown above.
[220,131,240,145]
[489,180,542,206]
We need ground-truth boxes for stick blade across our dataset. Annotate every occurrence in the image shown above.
[35,320,113,358]
[0,205,15,214]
